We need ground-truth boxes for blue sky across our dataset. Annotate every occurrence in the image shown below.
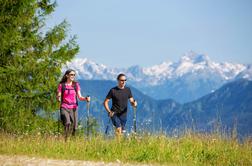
[47,0,252,67]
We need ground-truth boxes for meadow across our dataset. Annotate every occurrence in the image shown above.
[1,132,251,165]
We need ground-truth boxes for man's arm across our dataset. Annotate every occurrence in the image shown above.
[103,98,114,117]
[129,97,137,107]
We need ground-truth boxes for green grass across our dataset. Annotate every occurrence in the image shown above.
[0,132,251,165]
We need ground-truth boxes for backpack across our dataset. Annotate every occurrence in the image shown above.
[60,82,78,106]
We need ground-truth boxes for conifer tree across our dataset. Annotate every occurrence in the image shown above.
[0,0,79,133]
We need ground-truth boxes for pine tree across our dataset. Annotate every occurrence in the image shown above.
[0,0,79,133]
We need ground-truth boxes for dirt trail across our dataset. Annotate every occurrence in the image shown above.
[0,155,157,166]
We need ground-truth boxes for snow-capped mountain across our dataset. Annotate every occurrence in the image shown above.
[64,52,251,103]
[235,64,252,80]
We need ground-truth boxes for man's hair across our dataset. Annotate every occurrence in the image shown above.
[117,73,126,80]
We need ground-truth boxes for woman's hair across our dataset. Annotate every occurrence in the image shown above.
[60,69,76,83]
[117,73,126,80]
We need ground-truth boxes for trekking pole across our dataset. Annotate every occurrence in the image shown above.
[105,115,111,135]
[58,109,60,135]
[86,95,90,137]
[133,101,137,133]
[57,101,61,137]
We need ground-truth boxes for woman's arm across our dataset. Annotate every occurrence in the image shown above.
[77,90,90,102]
[57,92,61,102]
[57,84,62,102]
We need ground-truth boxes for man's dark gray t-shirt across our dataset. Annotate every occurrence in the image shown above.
[106,86,133,114]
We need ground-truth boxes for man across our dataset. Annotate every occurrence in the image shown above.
[104,73,137,138]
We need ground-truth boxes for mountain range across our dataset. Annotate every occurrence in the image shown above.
[65,51,252,103]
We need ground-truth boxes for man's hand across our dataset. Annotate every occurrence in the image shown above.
[133,100,137,107]
[108,111,114,117]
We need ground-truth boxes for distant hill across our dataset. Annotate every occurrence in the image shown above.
[77,79,252,138]
[176,79,252,137]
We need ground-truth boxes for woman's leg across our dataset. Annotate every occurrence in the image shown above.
[71,109,78,136]
[60,108,71,140]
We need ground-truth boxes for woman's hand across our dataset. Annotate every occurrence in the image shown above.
[57,95,61,102]
[80,96,90,101]
[86,96,91,102]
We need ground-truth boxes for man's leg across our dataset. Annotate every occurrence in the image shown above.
[115,127,122,142]
[111,114,123,140]
[119,113,127,136]
[115,127,122,135]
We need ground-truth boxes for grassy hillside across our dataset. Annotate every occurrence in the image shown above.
[1,132,251,165]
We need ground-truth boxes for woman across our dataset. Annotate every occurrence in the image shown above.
[57,69,90,139]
